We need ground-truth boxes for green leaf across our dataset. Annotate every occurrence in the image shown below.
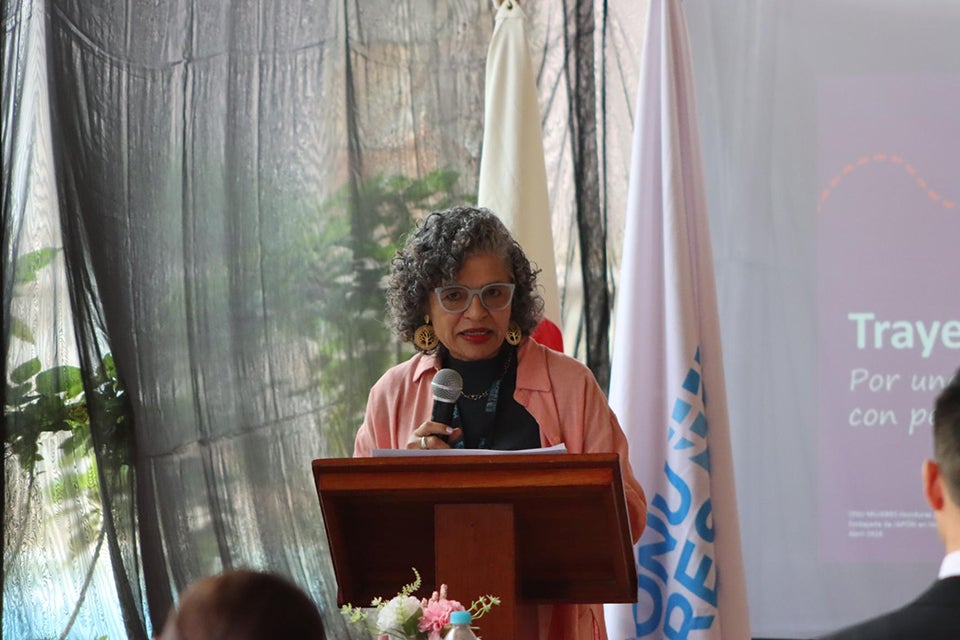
[78,463,101,492]
[9,357,41,384]
[60,432,87,458]
[13,247,60,285]
[35,365,85,398]
[4,381,34,406]
[401,615,422,639]
[10,317,36,344]
[103,353,118,380]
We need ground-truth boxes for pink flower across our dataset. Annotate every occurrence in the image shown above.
[418,585,464,640]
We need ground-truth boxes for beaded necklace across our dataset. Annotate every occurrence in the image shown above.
[459,349,514,401]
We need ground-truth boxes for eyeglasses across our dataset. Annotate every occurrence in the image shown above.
[433,282,516,313]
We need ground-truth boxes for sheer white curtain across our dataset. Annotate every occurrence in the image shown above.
[3,1,650,637]
[684,1,960,636]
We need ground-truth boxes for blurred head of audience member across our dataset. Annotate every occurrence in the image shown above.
[926,368,960,550]
[159,569,326,640]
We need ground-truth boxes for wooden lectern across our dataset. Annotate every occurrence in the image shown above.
[312,453,637,640]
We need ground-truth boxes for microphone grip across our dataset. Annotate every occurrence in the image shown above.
[431,399,455,442]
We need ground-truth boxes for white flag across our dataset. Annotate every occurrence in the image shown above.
[477,0,562,328]
[604,1,750,639]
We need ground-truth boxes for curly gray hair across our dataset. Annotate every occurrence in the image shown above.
[387,205,544,349]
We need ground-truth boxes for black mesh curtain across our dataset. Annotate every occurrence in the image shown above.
[3,0,642,637]
[535,0,645,383]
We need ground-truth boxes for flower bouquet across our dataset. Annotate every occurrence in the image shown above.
[341,568,499,640]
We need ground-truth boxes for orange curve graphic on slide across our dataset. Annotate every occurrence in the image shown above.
[818,153,958,213]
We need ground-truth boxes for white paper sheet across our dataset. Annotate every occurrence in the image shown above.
[371,443,568,458]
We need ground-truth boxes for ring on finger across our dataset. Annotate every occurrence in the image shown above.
[420,435,429,449]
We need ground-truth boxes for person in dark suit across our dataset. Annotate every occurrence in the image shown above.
[819,368,960,639]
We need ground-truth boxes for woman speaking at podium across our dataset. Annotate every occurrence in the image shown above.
[353,205,646,640]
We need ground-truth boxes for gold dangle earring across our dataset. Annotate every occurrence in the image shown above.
[505,321,522,346]
[414,315,439,351]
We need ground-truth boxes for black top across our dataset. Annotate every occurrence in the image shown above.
[443,344,541,450]
[817,576,960,640]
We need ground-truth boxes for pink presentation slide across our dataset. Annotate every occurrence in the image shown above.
[817,75,960,562]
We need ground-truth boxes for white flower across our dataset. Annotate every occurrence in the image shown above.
[376,595,421,633]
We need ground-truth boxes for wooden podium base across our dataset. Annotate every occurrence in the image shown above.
[436,503,517,639]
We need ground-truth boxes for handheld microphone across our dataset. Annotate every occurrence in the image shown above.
[431,369,463,438]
